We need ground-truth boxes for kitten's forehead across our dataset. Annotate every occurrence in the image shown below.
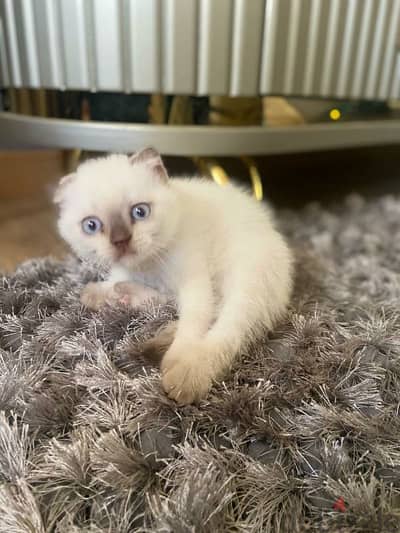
[73,154,155,204]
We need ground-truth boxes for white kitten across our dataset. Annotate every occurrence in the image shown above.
[55,148,293,404]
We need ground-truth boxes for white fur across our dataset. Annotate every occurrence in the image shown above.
[56,152,293,404]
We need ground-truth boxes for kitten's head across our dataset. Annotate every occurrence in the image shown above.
[55,148,178,269]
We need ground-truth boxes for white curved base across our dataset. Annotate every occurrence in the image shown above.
[0,112,399,156]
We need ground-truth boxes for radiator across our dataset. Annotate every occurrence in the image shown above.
[0,0,400,100]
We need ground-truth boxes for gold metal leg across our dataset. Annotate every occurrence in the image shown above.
[192,157,230,187]
[193,156,263,201]
[241,156,264,201]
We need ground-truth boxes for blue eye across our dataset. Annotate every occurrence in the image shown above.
[131,203,151,220]
[82,217,102,234]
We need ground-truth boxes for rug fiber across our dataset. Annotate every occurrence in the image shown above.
[1,194,400,532]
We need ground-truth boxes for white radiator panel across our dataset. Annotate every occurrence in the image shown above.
[59,0,90,89]
[0,15,9,86]
[365,0,389,99]
[18,0,40,87]
[378,0,400,99]
[0,0,399,99]
[320,0,341,97]
[259,0,278,94]
[2,0,22,86]
[283,0,302,94]
[33,0,64,88]
[129,0,161,93]
[230,0,265,96]
[302,0,322,96]
[162,0,197,94]
[391,53,400,99]
[350,0,375,98]
[92,0,122,91]
[198,0,231,95]
[336,0,358,98]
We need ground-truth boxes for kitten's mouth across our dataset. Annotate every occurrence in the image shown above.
[115,250,130,260]
[114,246,135,261]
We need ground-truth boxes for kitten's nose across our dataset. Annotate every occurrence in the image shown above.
[112,235,132,249]
[110,216,132,254]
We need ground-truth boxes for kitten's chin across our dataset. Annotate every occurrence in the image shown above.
[117,249,157,270]
[116,252,141,269]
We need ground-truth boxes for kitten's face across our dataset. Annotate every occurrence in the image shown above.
[55,149,178,269]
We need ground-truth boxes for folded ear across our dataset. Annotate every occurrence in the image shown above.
[53,173,76,204]
[129,147,168,182]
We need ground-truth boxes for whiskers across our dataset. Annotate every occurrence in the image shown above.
[150,245,170,271]
[131,236,169,271]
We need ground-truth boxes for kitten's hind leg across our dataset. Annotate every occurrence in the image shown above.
[139,321,178,364]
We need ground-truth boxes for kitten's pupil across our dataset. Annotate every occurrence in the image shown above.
[131,203,151,220]
[82,216,102,234]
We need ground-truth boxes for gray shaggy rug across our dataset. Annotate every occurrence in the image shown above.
[1,194,400,533]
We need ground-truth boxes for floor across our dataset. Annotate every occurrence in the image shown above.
[0,150,68,272]
[1,145,400,272]
[0,195,67,272]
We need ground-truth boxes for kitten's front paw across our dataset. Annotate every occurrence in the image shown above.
[114,281,168,308]
[161,344,213,405]
[80,282,114,310]
[114,282,137,306]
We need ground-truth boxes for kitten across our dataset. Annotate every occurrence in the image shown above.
[55,148,293,404]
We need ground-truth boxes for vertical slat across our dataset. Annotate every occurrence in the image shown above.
[20,0,40,87]
[302,0,322,95]
[3,0,22,86]
[84,0,97,91]
[163,0,197,94]
[336,0,357,98]
[230,0,265,96]
[260,0,279,94]
[283,0,302,94]
[198,0,232,95]
[365,0,389,99]
[350,0,374,98]
[320,0,340,96]
[33,0,64,88]
[12,0,29,86]
[378,0,400,100]
[289,0,312,95]
[0,14,10,86]
[120,0,132,93]
[47,0,64,88]
[59,0,90,89]
[92,0,122,91]
[130,0,161,92]
[390,52,400,99]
